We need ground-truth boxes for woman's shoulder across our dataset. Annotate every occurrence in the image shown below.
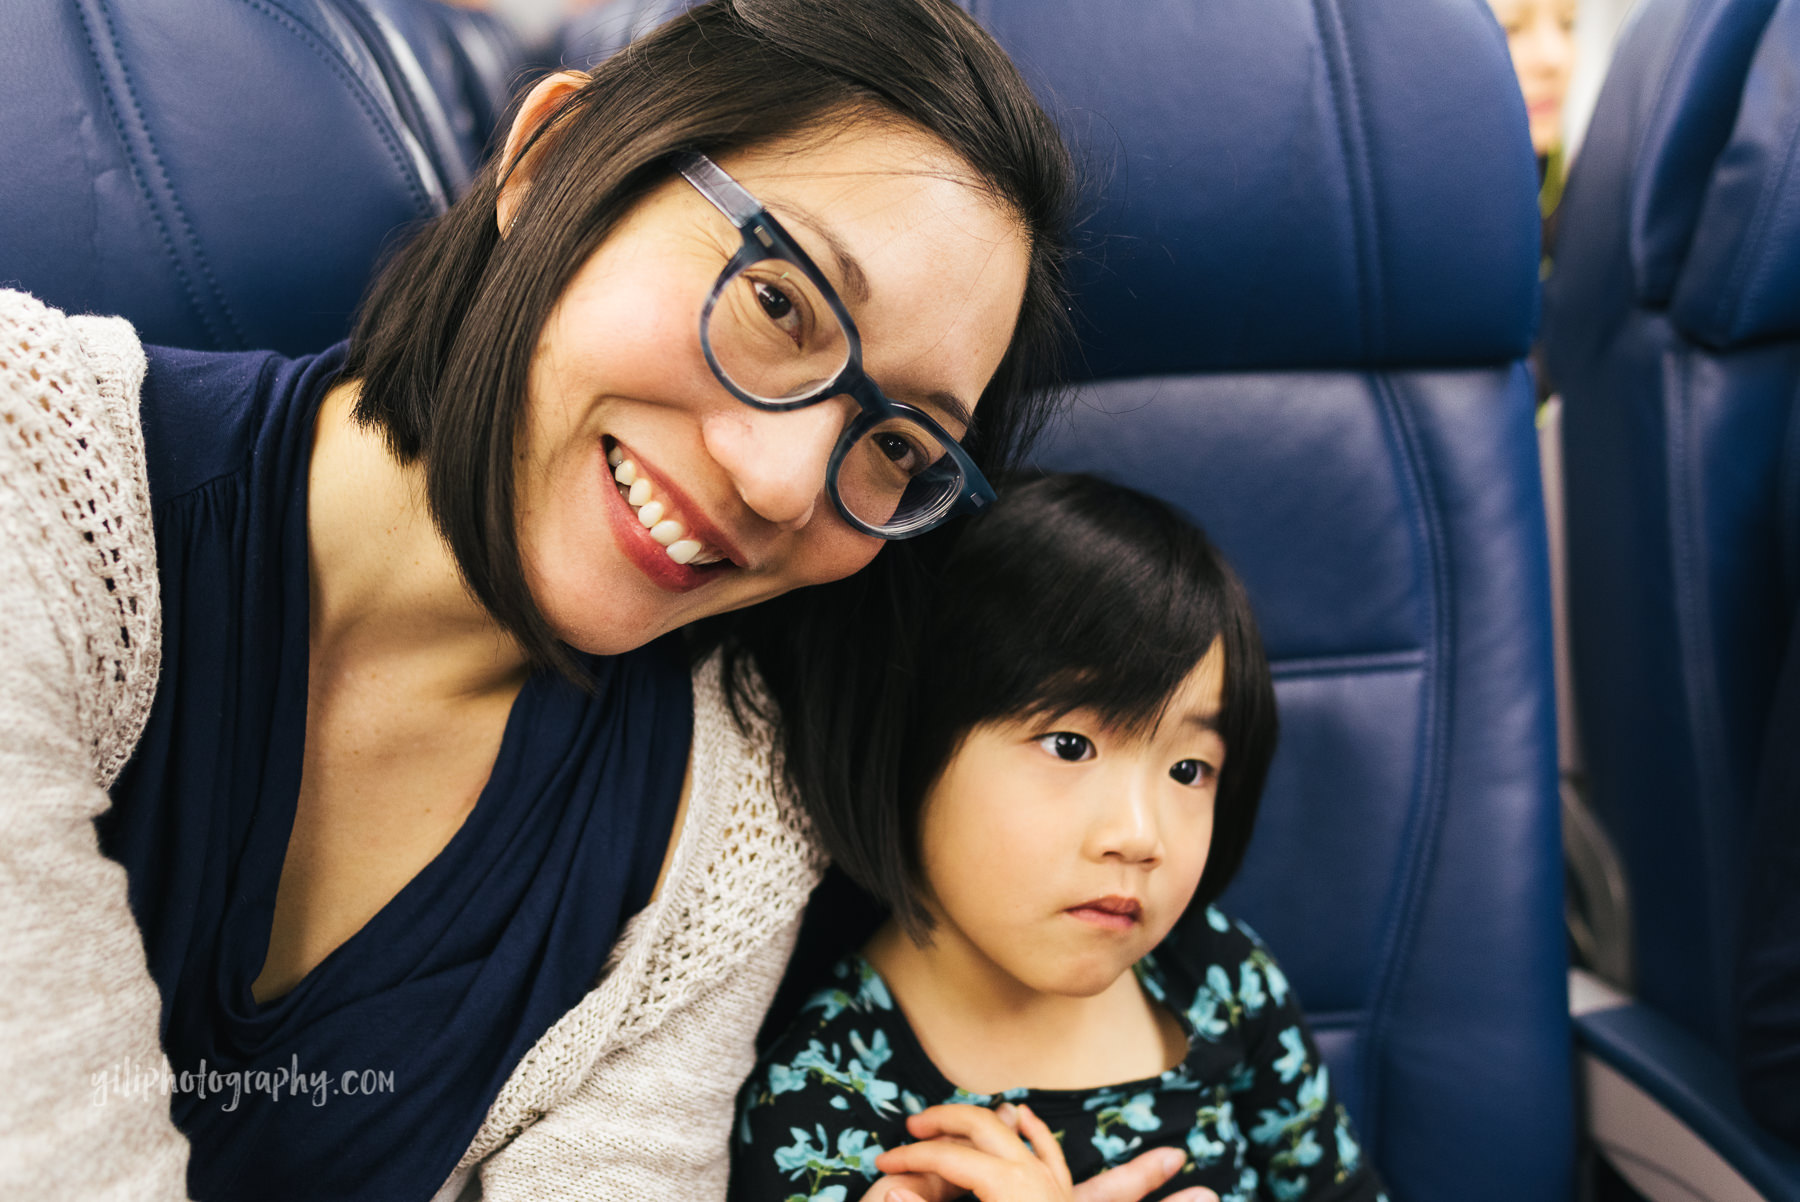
[0,290,161,785]
[136,337,346,510]
[668,649,827,935]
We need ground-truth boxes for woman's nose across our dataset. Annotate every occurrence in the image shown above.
[700,398,848,531]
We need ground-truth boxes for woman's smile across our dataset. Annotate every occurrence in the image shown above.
[601,437,742,592]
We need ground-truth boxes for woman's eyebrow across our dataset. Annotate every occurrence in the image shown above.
[767,200,974,432]
[764,201,872,304]
[923,390,975,433]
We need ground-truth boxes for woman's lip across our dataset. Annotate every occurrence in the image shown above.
[598,443,734,593]
[610,438,749,569]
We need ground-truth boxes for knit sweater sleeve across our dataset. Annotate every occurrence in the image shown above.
[456,655,826,1201]
[0,292,191,1198]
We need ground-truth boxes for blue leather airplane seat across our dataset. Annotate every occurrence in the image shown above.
[576,1,1568,1196]
[360,0,531,172]
[996,3,1567,1199]
[578,2,1569,1199]
[0,0,468,355]
[1544,0,1800,1195]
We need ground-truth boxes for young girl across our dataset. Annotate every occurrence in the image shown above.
[731,474,1388,1202]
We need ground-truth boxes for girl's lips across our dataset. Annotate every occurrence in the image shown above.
[1065,897,1143,932]
[598,442,734,593]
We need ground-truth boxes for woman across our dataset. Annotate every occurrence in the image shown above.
[0,1,1156,1199]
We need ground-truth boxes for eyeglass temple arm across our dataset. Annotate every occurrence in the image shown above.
[673,152,764,228]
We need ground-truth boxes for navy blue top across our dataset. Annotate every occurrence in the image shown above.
[99,344,692,1202]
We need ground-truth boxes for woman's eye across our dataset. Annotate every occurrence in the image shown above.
[871,429,930,476]
[1036,732,1095,763]
[1170,759,1215,787]
[752,279,804,340]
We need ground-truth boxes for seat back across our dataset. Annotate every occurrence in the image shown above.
[571,2,1570,1194]
[0,0,472,354]
[360,0,531,172]
[995,3,1568,1197]
[1543,0,1800,1054]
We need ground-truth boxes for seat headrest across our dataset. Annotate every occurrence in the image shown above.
[563,0,1542,377]
[1669,0,1800,347]
[362,0,529,174]
[0,0,458,355]
[975,0,1542,376]
[1573,0,1781,314]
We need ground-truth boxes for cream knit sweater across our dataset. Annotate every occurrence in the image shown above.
[0,291,826,1201]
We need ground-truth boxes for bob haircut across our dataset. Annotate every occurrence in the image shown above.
[814,473,1281,940]
[343,0,1075,682]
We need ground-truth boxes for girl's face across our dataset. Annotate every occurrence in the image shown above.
[914,644,1229,1000]
[1489,0,1577,156]
[514,122,1031,655]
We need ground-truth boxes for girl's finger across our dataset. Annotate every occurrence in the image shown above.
[878,1172,960,1202]
[1014,1104,1072,1190]
[1162,1191,1219,1202]
[1068,1146,1188,1202]
[904,1103,1034,1161]
[877,1137,1017,1195]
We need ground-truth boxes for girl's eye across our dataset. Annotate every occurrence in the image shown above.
[1170,759,1215,788]
[1037,732,1095,763]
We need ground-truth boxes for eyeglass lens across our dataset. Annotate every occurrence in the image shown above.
[708,258,965,532]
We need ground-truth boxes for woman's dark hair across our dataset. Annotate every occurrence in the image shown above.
[803,473,1281,940]
[343,0,1075,682]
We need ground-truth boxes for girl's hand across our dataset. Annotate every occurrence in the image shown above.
[874,1102,1074,1201]
[869,1103,1219,1202]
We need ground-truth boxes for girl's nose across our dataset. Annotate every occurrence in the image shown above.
[1089,776,1163,868]
[700,398,848,532]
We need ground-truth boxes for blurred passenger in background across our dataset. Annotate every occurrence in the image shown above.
[1489,0,1577,261]
[1491,0,1577,402]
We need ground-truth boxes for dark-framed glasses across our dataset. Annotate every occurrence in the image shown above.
[673,151,996,539]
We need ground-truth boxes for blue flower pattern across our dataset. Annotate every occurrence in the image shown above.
[731,908,1387,1202]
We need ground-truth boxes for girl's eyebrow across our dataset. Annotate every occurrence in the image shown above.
[1181,711,1222,735]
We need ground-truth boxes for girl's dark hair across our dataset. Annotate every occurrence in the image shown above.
[797,473,1281,939]
[343,0,1075,682]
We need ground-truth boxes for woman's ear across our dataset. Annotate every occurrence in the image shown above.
[495,70,590,237]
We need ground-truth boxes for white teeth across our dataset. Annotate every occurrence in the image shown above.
[612,454,724,568]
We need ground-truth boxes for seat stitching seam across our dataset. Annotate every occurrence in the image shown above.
[74,0,225,349]
[85,0,249,349]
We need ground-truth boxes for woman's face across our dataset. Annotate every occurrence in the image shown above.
[513,122,1032,655]
[1490,0,1577,156]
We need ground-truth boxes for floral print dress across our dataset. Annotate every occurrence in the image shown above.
[731,908,1387,1202]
